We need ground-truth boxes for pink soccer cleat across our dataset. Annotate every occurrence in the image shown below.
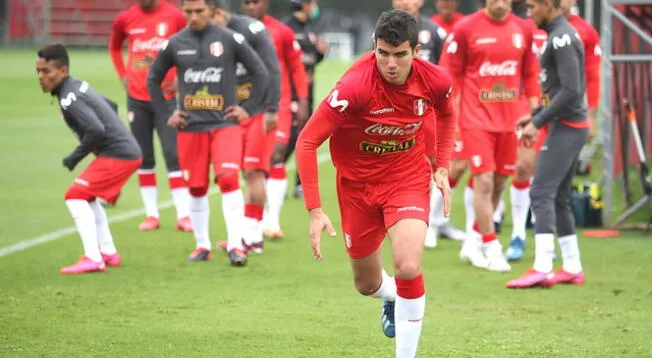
[138,216,160,231]
[176,217,193,232]
[101,252,122,267]
[60,256,107,275]
[506,268,552,289]
[541,269,585,287]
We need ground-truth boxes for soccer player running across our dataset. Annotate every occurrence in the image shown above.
[109,0,191,232]
[147,0,269,263]
[440,0,540,272]
[284,0,328,200]
[393,0,463,248]
[242,0,310,240]
[430,0,464,34]
[36,44,142,274]
[211,1,282,258]
[297,10,456,357]
[505,0,600,261]
[506,0,588,288]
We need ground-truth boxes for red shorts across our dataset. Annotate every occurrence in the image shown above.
[462,130,517,176]
[240,114,270,172]
[336,173,430,259]
[70,156,141,204]
[177,126,242,188]
[533,125,548,152]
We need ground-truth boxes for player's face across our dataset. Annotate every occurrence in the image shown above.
[485,0,512,20]
[435,0,458,18]
[392,0,424,18]
[183,0,214,31]
[559,0,574,15]
[526,0,550,27]
[35,58,67,93]
[374,39,420,85]
[138,0,157,10]
[242,0,268,20]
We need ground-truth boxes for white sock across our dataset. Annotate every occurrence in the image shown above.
[533,233,555,273]
[265,178,288,231]
[370,269,397,301]
[429,183,446,228]
[464,186,475,233]
[65,199,101,262]
[395,294,426,358]
[241,216,261,248]
[493,199,505,223]
[140,187,159,218]
[558,234,583,274]
[171,188,190,219]
[510,183,531,240]
[222,189,245,250]
[189,195,211,250]
[89,200,117,255]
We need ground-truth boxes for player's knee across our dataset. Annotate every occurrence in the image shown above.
[394,261,421,281]
[189,187,208,197]
[354,275,381,296]
[216,173,240,194]
[474,174,493,194]
[451,160,468,178]
[64,187,94,201]
[271,144,288,164]
[515,159,533,180]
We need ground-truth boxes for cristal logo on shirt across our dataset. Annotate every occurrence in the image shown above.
[360,137,416,155]
[478,60,518,77]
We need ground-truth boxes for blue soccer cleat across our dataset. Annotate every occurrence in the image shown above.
[505,236,525,261]
[381,300,396,338]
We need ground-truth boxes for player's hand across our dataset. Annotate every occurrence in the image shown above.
[225,105,250,122]
[120,77,128,91]
[262,111,277,133]
[296,98,310,130]
[520,122,539,147]
[167,110,188,129]
[316,37,329,54]
[515,114,532,130]
[308,208,337,260]
[433,167,452,217]
[62,155,79,171]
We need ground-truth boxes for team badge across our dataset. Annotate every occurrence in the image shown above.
[512,34,523,49]
[210,41,223,57]
[418,30,431,44]
[157,22,168,37]
[413,99,426,116]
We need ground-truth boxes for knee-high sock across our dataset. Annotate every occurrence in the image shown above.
[264,164,288,231]
[395,274,426,358]
[89,200,117,255]
[66,199,101,262]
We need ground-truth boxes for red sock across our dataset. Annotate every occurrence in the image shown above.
[138,171,156,187]
[467,176,474,189]
[482,232,497,244]
[512,179,531,190]
[245,203,264,221]
[269,164,286,180]
[168,173,185,189]
[395,273,425,299]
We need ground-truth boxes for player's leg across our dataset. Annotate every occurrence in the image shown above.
[506,145,536,260]
[128,97,159,231]
[463,176,476,234]
[62,184,104,274]
[211,126,246,261]
[286,117,302,199]
[177,131,212,261]
[155,98,191,232]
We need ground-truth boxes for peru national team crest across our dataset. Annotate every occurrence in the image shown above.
[157,22,168,37]
[418,30,431,44]
[210,42,223,57]
[413,99,426,116]
[512,34,523,49]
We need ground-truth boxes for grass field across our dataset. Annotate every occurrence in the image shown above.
[0,49,651,357]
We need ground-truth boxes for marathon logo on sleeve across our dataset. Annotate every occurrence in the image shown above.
[479,82,517,102]
[183,86,225,111]
[360,137,416,155]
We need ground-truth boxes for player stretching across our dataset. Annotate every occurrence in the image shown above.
[505,0,600,260]
[148,0,269,263]
[297,10,455,357]
[440,0,540,272]
[507,0,587,288]
[37,44,142,274]
[109,0,191,232]
[242,0,310,240]
[211,0,282,258]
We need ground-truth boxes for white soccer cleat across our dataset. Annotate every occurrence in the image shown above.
[425,227,438,249]
[483,241,512,273]
[439,222,466,241]
[459,236,489,269]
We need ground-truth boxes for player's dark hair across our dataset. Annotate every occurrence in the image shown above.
[182,0,222,6]
[534,0,561,7]
[37,43,69,68]
[290,0,309,12]
[373,10,419,49]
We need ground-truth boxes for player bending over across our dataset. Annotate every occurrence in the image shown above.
[297,10,455,357]
[37,44,142,274]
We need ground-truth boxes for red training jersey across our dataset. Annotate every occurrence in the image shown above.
[517,18,548,116]
[296,53,456,210]
[568,14,602,109]
[440,11,540,132]
[263,15,309,102]
[430,12,465,35]
[109,1,186,101]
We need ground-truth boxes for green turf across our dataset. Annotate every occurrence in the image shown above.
[1,50,651,357]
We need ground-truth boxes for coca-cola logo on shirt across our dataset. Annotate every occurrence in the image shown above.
[131,37,167,53]
[364,121,422,136]
[478,60,519,77]
[184,67,223,83]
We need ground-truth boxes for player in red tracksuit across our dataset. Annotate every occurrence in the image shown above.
[242,0,310,240]
[109,0,190,232]
[296,11,455,357]
[439,0,540,272]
